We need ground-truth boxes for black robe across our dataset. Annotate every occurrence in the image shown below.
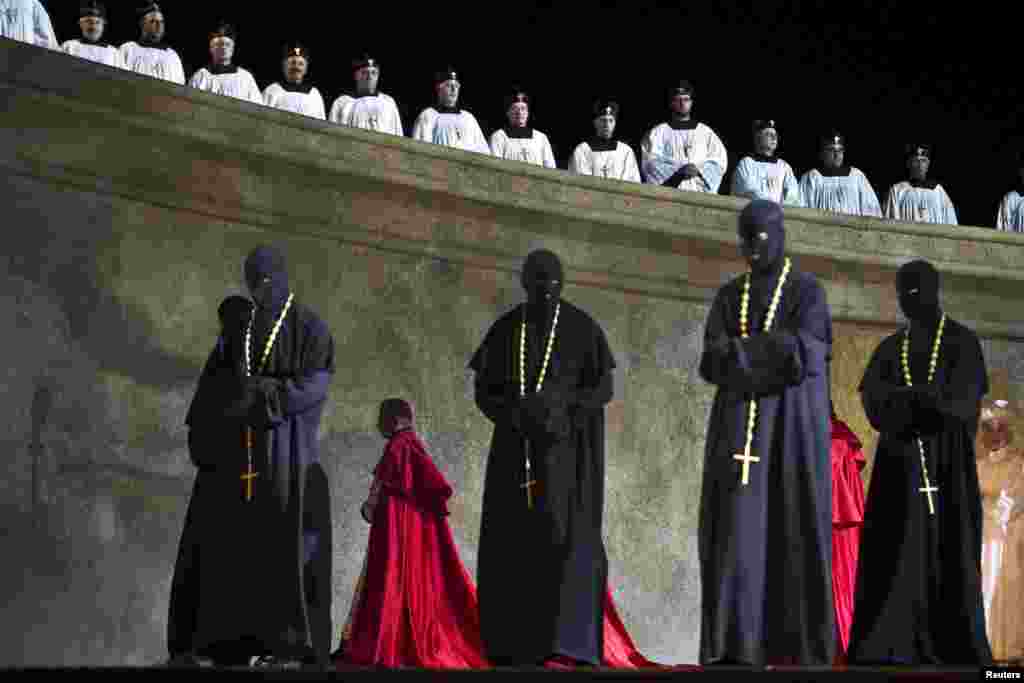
[698,268,835,665]
[469,300,615,666]
[168,301,335,664]
[848,317,992,665]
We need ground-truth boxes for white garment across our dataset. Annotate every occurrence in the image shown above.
[641,121,727,192]
[884,181,958,225]
[189,66,263,105]
[568,141,641,182]
[411,107,490,155]
[799,167,882,217]
[329,93,403,136]
[489,128,556,168]
[995,190,1024,233]
[62,39,124,69]
[262,82,326,120]
[732,156,803,207]
[119,41,185,84]
[0,0,56,48]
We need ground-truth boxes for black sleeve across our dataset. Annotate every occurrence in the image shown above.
[859,339,918,437]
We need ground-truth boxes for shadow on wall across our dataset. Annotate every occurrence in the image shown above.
[0,172,208,665]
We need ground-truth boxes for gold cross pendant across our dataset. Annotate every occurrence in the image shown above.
[243,427,258,502]
[919,482,938,516]
[241,466,259,502]
[521,478,537,510]
[733,450,760,486]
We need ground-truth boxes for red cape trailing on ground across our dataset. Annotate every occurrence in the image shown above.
[334,429,665,669]
[831,415,866,660]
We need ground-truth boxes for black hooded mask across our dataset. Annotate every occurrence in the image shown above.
[521,249,564,325]
[244,246,290,311]
[737,200,787,310]
[217,294,253,376]
[244,246,291,350]
[738,200,785,273]
[897,259,941,326]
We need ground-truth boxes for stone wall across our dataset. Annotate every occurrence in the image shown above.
[2,38,1023,666]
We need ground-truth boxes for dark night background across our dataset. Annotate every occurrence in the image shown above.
[47,1,1024,229]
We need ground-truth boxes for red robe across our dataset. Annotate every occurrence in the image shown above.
[831,416,866,659]
[335,429,663,669]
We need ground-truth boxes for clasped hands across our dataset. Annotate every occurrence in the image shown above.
[895,384,941,410]
[518,385,573,442]
[226,375,283,423]
[245,376,282,401]
[678,163,700,180]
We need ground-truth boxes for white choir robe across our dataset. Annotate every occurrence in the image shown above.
[0,0,57,48]
[329,93,403,136]
[189,65,263,105]
[995,190,1024,233]
[119,41,185,84]
[884,181,958,225]
[732,155,803,207]
[641,121,727,193]
[263,82,326,120]
[412,107,490,155]
[62,39,124,69]
[489,128,556,168]
[799,167,882,217]
[568,140,641,182]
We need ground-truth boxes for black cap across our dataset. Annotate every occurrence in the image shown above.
[593,98,619,119]
[669,80,694,99]
[352,53,377,71]
[820,130,845,148]
[79,1,106,18]
[434,67,458,85]
[283,42,310,61]
[504,88,529,111]
[905,143,932,160]
[208,22,236,43]
[136,2,161,19]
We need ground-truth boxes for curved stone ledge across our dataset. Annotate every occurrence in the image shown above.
[5,38,1022,346]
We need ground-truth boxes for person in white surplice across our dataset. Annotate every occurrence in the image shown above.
[568,99,640,183]
[995,153,1024,233]
[262,43,326,120]
[883,144,958,225]
[412,67,490,155]
[119,2,185,85]
[641,81,727,193]
[488,89,556,168]
[188,23,262,105]
[731,119,803,207]
[61,2,124,69]
[799,131,882,217]
[0,0,57,49]
[329,54,403,136]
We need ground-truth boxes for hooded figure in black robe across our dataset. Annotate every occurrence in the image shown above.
[848,259,992,665]
[469,249,616,667]
[698,199,834,665]
[168,246,335,667]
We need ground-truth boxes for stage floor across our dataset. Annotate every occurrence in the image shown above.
[7,665,1016,681]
